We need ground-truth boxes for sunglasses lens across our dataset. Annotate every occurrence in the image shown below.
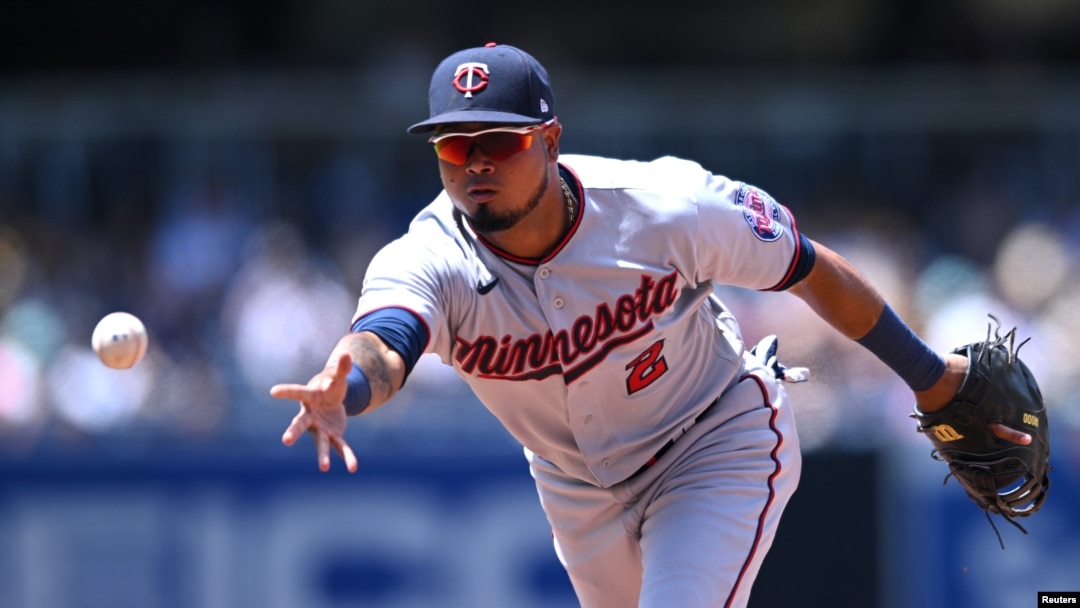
[482,132,533,160]
[434,132,534,165]
[433,137,470,165]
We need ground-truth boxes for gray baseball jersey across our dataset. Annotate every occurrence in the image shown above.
[354,153,804,487]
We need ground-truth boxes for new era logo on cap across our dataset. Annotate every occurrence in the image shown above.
[408,43,555,134]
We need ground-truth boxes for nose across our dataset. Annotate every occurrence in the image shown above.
[464,144,495,173]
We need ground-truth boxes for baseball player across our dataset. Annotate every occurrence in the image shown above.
[269,43,1032,608]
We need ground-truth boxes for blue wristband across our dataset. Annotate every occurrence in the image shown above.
[855,304,945,392]
[344,363,372,416]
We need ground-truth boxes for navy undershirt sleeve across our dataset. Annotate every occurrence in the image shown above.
[351,307,429,380]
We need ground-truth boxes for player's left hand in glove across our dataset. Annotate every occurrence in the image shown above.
[911,316,1050,547]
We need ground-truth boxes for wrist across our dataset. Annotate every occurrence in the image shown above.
[344,363,372,416]
[856,304,945,392]
[914,354,967,412]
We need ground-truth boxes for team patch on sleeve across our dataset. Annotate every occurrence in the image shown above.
[735,184,784,242]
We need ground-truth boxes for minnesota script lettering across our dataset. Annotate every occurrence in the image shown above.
[455,271,680,383]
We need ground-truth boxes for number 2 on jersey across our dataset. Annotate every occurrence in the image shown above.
[625,339,668,394]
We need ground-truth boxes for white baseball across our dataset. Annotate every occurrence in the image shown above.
[91,312,149,369]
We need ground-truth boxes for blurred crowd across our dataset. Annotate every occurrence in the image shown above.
[1,85,1079,463]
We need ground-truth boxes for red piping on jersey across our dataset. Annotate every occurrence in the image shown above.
[725,372,784,608]
[476,163,584,266]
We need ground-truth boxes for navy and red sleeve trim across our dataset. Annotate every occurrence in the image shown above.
[765,232,816,292]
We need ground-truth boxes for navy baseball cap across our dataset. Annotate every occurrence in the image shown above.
[407,43,555,134]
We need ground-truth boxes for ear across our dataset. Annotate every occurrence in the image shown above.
[543,123,562,160]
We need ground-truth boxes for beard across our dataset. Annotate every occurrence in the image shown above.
[465,171,550,234]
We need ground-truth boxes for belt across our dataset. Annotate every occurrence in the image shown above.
[632,399,717,477]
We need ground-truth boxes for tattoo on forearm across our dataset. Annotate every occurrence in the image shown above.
[348,335,394,402]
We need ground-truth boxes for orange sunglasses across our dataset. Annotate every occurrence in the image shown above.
[429,119,555,165]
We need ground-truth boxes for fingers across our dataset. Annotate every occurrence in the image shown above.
[272,358,348,401]
[281,410,309,446]
[281,412,356,473]
[313,427,332,472]
[332,351,353,378]
[313,431,357,473]
[991,422,1032,445]
[331,435,359,473]
[269,383,317,402]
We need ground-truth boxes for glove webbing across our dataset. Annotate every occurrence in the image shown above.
[939,467,1028,550]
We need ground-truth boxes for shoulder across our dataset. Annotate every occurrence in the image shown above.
[557,153,743,220]
[559,154,723,193]
[561,153,712,184]
[371,194,470,270]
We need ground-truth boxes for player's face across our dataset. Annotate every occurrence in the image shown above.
[433,121,559,234]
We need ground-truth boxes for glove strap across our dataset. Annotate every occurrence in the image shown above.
[856,304,945,392]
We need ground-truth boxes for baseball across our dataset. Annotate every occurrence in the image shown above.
[91,311,149,369]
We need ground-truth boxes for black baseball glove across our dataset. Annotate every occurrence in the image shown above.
[911,315,1051,547]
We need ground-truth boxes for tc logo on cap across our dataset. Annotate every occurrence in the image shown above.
[453,62,489,98]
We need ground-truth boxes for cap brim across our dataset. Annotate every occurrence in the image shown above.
[407,110,545,134]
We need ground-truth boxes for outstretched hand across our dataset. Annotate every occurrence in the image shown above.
[269,352,359,473]
[914,353,1032,446]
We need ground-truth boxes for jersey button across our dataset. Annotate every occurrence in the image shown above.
[553,297,564,308]
[602,458,613,469]
[538,267,551,279]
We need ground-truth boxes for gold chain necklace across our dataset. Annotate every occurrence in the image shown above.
[560,177,577,224]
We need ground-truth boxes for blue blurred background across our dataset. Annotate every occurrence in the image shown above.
[1,1,1079,607]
